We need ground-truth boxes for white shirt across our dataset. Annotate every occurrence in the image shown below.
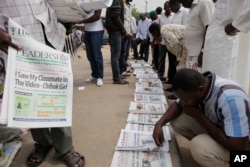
[159,13,174,27]
[124,3,133,36]
[184,0,215,57]
[171,7,189,25]
[0,0,66,51]
[232,1,250,33]
[136,18,151,40]
[131,16,137,34]
[159,13,174,44]
[84,11,104,32]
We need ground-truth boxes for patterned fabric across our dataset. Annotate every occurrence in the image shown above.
[0,0,66,51]
[161,24,187,70]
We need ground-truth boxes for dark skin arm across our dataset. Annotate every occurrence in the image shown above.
[153,102,183,146]
[113,15,128,37]
[198,25,208,67]
[184,105,249,151]
[0,28,21,53]
[78,10,102,24]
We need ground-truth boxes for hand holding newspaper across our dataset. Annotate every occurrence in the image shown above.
[48,0,113,23]
[0,17,73,128]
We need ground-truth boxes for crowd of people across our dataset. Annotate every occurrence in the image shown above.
[0,0,250,167]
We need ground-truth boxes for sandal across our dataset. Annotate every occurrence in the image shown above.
[64,152,85,167]
[26,143,52,167]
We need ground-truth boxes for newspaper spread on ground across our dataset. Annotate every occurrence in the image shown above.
[136,79,163,88]
[115,129,169,152]
[110,151,172,167]
[129,101,166,114]
[135,86,164,95]
[127,113,163,125]
[134,94,167,104]
[125,123,171,141]
[0,18,73,128]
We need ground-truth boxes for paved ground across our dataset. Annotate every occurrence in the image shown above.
[10,45,200,167]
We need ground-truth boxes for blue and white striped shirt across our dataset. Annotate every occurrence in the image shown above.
[203,72,250,138]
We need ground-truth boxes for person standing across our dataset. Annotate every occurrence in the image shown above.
[158,1,174,81]
[120,0,133,78]
[0,1,85,167]
[106,0,129,84]
[81,9,104,87]
[132,13,151,61]
[166,0,189,84]
[180,0,214,71]
[202,0,250,92]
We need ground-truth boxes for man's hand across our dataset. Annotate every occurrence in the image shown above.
[153,123,165,146]
[225,23,240,36]
[0,28,21,53]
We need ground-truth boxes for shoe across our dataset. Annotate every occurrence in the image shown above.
[113,79,129,85]
[159,76,166,81]
[85,76,97,83]
[96,78,103,86]
[167,94,177,100]
[164,87,173,92]
[122,73,131,77]
[121,75,127,79]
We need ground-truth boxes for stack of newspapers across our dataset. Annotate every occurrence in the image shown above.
[48,0,113,23]
[110,60,172,167]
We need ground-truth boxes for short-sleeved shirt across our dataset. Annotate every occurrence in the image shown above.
[184,0,215,57]
[177,71,250,139]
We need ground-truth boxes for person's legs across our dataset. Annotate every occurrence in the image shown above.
[87,30,104,79]
[108,31,122,81]
[153,44,159,71]
[167,51,177,84]
[170,112,207,140]
[143,41,149,62]
[120,37,128,75]
[190,134,229,167]
[132,38,141,59]
[84,31,98,78]
[158,44,167,80]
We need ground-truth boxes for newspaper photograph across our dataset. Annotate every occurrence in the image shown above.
[128,101,166,114]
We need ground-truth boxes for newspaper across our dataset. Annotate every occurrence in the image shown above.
[129,101,166,114]
[115,129,169,152]
[0,18,73,128]
[127,113,163,125]
[136,79,163,88]
[135,86,164,95]
[134,94,167,104]
[133,68,155,76]
[136,73,159,79]
[125,123,171,141]
[48,0,113,23]
[110,151,172,167]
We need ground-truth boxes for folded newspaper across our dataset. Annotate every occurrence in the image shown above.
[48,0,113,23]
[128,101,166,114]
[110,151,172,167]
[0,18,73,128]
[127,113,163,125]
[134,94,167,104]
[115,129,169,152]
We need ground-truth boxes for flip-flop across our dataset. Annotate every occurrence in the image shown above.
[26,143,52,167]
[63,152,85,167]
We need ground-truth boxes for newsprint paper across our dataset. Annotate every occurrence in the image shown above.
[115,130,169,152]
[0,18,72,128]
[110,151,172,167]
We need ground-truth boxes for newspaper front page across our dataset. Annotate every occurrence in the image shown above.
[110,151,172,167]
[1,18,73,128]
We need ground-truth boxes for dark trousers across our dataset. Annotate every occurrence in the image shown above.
[167,51,177,83]
[158,44,167,77]
[153,44,159,71]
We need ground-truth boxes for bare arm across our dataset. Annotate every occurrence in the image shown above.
[80,10,102,24]
[184,106,249,150]
[153,102,183,146]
